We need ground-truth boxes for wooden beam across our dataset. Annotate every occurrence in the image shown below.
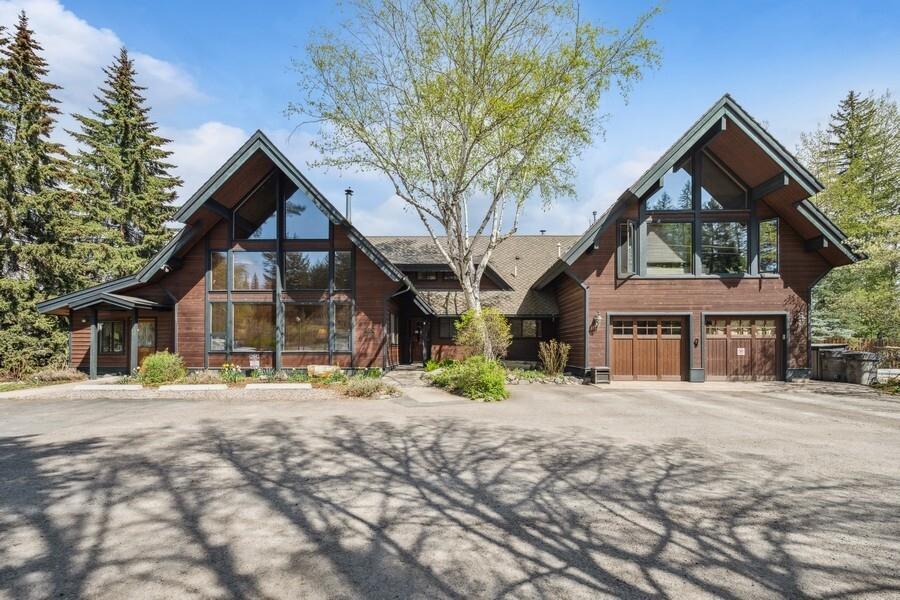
[130,308,139,373]
[750,172,790,202]
[205,198,231,220]
[89,308,98,380]
[804,235,829,252]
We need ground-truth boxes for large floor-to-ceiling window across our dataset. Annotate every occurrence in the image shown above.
[206,171,354,367]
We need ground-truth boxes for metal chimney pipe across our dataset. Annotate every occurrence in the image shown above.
[344,187,354,223]
[557,242,562,258]
[540,229,546,235]
[592,210,597,223]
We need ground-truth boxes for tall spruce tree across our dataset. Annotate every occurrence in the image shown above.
[0,12,80,374]
[69,47,181,279]
[799,90,900,339]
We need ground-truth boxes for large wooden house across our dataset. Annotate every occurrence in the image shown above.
[39,95,860,381]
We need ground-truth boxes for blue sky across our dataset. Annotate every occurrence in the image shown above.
[2,0,898,235]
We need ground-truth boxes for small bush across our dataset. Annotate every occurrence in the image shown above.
[320,370,348,384]
[139,351,186,386]
[430,355,508,401]
[361,367,383,378]
[31,368,86,383]
[507,368,546,382]
[220,363,244,384]
[342,376,397,398]
[873,377,900,395]
[454,308,511,361]
[184,370,223,384]
[252,368,287,382]
[288,370,310,383]
[538,339,571,376]
[424,358,456,372]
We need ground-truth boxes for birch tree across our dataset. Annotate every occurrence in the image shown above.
[290,0,659,310]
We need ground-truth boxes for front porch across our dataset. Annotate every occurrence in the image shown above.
[69,294,172,379]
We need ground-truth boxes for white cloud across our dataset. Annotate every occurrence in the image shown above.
[162,121,249,203]
[0,0,204,125]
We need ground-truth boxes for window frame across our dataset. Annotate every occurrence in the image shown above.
[208,302,228,353]
[231,302,277,353]
[635,146,776,279]
[283,250,331,291]
[98,320,125,354]
[699,219,750,276]
[283,301,329,353]
[616,220,636,278]
[438,317,456,340]
[510,318,542,339]
[645,218,694,277]
[231,250,277,291]
[758,218,780,275]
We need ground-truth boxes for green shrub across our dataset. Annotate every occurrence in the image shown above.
[361,367,382,378]
[320,370,348,384]
[342,376,396,397]
[139,351,186,385]
[288,370,310,383]
[425,358,456,372]
[453,308,512,361]
[538,339,571,375]
[507,368,546,382]
[220,363,244,384]
[430,355,508,401]
[184,370,223,384]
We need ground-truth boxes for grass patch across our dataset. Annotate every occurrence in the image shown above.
[0,368,86,392]
[872,378,900,395]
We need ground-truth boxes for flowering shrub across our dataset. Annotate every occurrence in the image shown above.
[220,363,244,384]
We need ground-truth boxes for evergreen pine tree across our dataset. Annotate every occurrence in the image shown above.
[0,12,78,374]
[69,47,181,279]
[800,90,900,339]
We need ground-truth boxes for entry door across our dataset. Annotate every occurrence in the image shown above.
[705,317,781,380]
[409,319,426,363]
[137,319,157,365]
[611,318,685,381]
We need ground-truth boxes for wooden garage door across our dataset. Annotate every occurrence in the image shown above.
[611,318,685,381]
[705,317,781,381]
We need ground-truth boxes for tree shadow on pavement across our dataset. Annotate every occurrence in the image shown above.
[1,418,899,599]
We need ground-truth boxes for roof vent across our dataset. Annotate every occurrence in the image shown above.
[557,242,562,258]
[540,229,546,235]
[592,210,598,223]
[344,187,354,223]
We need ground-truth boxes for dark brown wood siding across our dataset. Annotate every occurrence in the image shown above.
[555,274,585,370]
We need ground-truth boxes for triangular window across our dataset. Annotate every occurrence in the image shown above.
[284,178,329,239]
[646,156,693,210]
[701,152,746,210]
[234,173,278,239]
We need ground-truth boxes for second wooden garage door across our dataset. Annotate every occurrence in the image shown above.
[705,317,782,380]
[611,318,686,381]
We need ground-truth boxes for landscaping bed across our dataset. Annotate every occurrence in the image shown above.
[0,368,86,393]
[122,351,398,398]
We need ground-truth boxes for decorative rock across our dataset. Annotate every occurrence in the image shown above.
[308,365,340,377]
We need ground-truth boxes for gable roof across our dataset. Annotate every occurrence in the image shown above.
[535,93,860,289]
[371,235,578,315]
[39,131,432,315]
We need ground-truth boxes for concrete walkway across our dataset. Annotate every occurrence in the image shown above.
[384,367,469,406]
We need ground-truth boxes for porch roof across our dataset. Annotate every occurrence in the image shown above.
[69,293,172,313]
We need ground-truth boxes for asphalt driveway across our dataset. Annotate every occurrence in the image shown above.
[1,382,898,599]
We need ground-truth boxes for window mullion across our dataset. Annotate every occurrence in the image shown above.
[692,151,702,276]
